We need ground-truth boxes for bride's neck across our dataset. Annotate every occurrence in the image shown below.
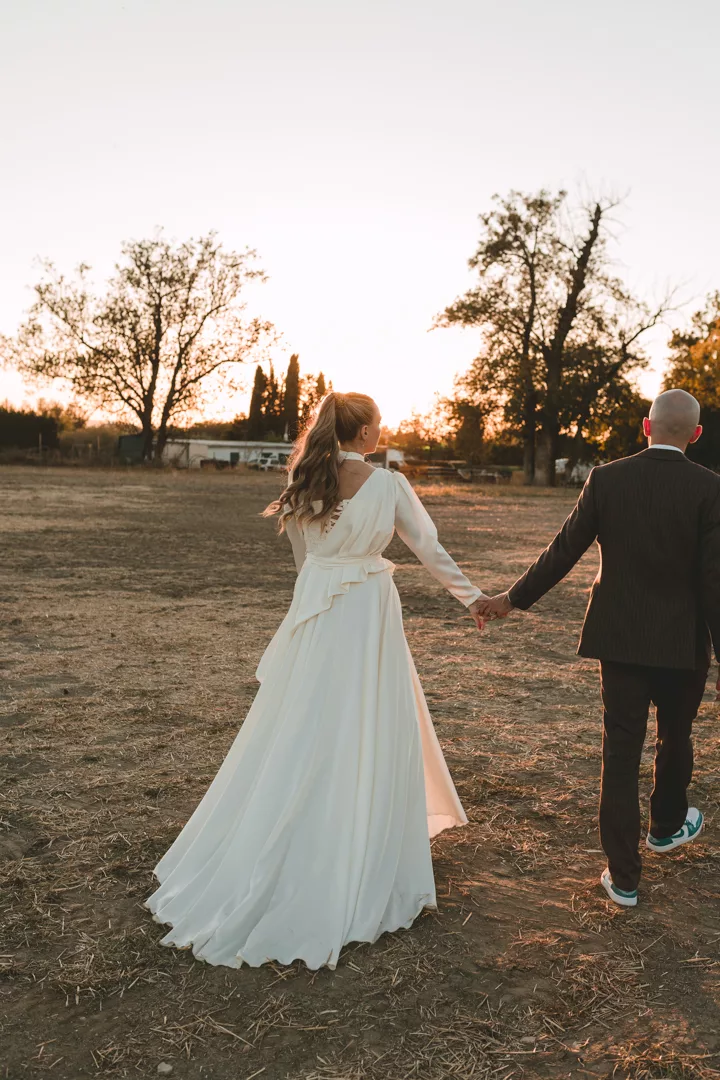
[338,442,366,455]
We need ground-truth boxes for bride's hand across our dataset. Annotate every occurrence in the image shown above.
[468,594,490,630]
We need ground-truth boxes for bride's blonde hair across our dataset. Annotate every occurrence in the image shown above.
[264,391,377,530]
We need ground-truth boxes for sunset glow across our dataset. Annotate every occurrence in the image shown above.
[1,1,719,428]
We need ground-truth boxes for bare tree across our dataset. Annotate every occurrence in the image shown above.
[9,231,273,460]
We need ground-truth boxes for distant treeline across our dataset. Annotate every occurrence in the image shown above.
[0,406,60,450]
[4,288,720,472]
[0,403,128,464]
[5,214,719,481]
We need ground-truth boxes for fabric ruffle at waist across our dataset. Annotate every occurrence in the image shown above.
[255,552,395,684]
[292,552,395,626]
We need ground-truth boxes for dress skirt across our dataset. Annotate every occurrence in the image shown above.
[145,568,467,970]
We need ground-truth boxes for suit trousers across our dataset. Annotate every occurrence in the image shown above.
[599,660,708,892]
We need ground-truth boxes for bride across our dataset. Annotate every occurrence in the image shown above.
[146,392,488,969]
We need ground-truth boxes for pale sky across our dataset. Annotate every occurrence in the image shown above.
[1,0,719,427]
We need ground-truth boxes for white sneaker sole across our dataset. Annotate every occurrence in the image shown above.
[600,870,638,907]
[646,815,704,853]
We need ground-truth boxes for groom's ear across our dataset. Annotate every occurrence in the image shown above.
[689,424,703,445]
[642,417,651,438]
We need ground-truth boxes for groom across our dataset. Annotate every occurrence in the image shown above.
[478,389,720,906]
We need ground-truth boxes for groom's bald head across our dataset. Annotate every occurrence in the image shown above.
[645,389,701,448]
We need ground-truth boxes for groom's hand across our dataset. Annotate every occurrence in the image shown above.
[468,592,514,628]
[485,592,514,619]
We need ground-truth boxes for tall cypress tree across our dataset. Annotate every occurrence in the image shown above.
[316,372,326,399]
[263,363,282,437]
[282,354,301,440]
[247,365,267,439]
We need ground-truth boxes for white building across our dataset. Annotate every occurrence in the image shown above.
[162,439,292,469]
[160,439,406,471]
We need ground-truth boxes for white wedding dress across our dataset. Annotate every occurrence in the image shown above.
[146,454,483,969]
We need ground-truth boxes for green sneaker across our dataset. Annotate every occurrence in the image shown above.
[646,808,704,853]
[600,867,638,907]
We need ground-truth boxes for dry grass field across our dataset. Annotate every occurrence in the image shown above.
[2,465,720,1080]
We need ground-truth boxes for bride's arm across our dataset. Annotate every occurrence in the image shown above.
[393,472,486,607]
[285,515,306,573]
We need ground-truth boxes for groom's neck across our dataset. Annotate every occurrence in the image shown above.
[647,437,688,451]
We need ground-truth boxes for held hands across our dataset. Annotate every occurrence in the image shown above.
[483,592,514,620]
[468,591,514,631]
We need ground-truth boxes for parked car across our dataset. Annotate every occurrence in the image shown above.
[248,449,292,472]
[555,458,594,484]
[366,447,406,470]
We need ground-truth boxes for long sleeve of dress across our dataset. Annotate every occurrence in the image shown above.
[285,515,306,574]
[393,472,485,607]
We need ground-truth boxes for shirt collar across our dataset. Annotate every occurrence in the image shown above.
[648,443,685,454]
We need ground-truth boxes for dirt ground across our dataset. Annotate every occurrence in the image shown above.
[2,466,720,1080]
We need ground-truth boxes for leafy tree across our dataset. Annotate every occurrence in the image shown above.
[8,231,272,460]
[384,407,453,461]
[663,293,720,467]
[449,400,486,464]
[172,418,236,439]
[663,292,720,406]
[225,413,249,440]
[35,398,87,432]
[583,386,650,464]
[481,430,524,467]
[555,344,652,472]
[437,190,670,484]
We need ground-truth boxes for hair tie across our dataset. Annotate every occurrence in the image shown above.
[335,393,346,409]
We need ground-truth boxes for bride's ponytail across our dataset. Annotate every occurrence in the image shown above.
[264,391,376,529]
[305,393,341,469]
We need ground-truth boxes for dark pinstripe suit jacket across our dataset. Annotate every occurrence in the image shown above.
[508,448,720,670]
